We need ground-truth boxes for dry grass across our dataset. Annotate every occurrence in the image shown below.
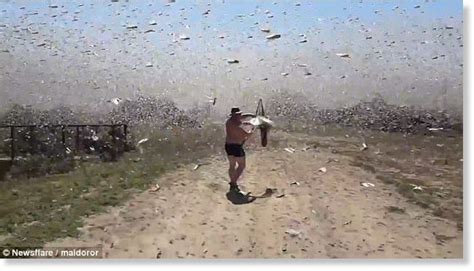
[0,123,224,247]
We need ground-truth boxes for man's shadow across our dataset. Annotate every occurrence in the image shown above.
[225,190,256,205]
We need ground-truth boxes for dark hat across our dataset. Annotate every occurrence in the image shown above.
[229,107,242,116]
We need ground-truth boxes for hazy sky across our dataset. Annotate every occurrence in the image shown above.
[0,0,463,114]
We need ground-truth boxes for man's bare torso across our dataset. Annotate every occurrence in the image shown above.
[225,118,248,145]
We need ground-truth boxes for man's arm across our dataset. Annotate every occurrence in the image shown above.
[232,124,254,140]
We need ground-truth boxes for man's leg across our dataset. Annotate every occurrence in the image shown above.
[227,155,238,184]
[233,156,246,184]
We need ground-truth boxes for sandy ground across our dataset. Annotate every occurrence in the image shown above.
[45,131,463,259]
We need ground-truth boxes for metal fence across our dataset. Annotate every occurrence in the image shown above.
[0,124,128,162]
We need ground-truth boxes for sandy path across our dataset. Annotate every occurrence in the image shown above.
[45,133,462,259]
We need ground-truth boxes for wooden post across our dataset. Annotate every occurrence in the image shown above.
[75,126,80,153]
[111,126,117,144]
[123,124,127,140]
[61,125,66,145]
[10,126,15,162]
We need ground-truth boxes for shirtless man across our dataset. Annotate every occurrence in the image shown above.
[225,107,256,192]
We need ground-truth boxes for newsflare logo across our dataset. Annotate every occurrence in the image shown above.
[1,247,102,258]
[0,247,54,258]
[2,248,10,257]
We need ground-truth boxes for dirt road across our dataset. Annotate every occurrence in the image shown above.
[45,130,463,259]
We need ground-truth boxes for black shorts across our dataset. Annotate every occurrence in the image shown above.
[225,143,245,157]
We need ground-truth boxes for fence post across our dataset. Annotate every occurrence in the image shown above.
[61,125,66,145]
[75,126,80,153]
[111,126,117,144]
[10,126,15,162]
